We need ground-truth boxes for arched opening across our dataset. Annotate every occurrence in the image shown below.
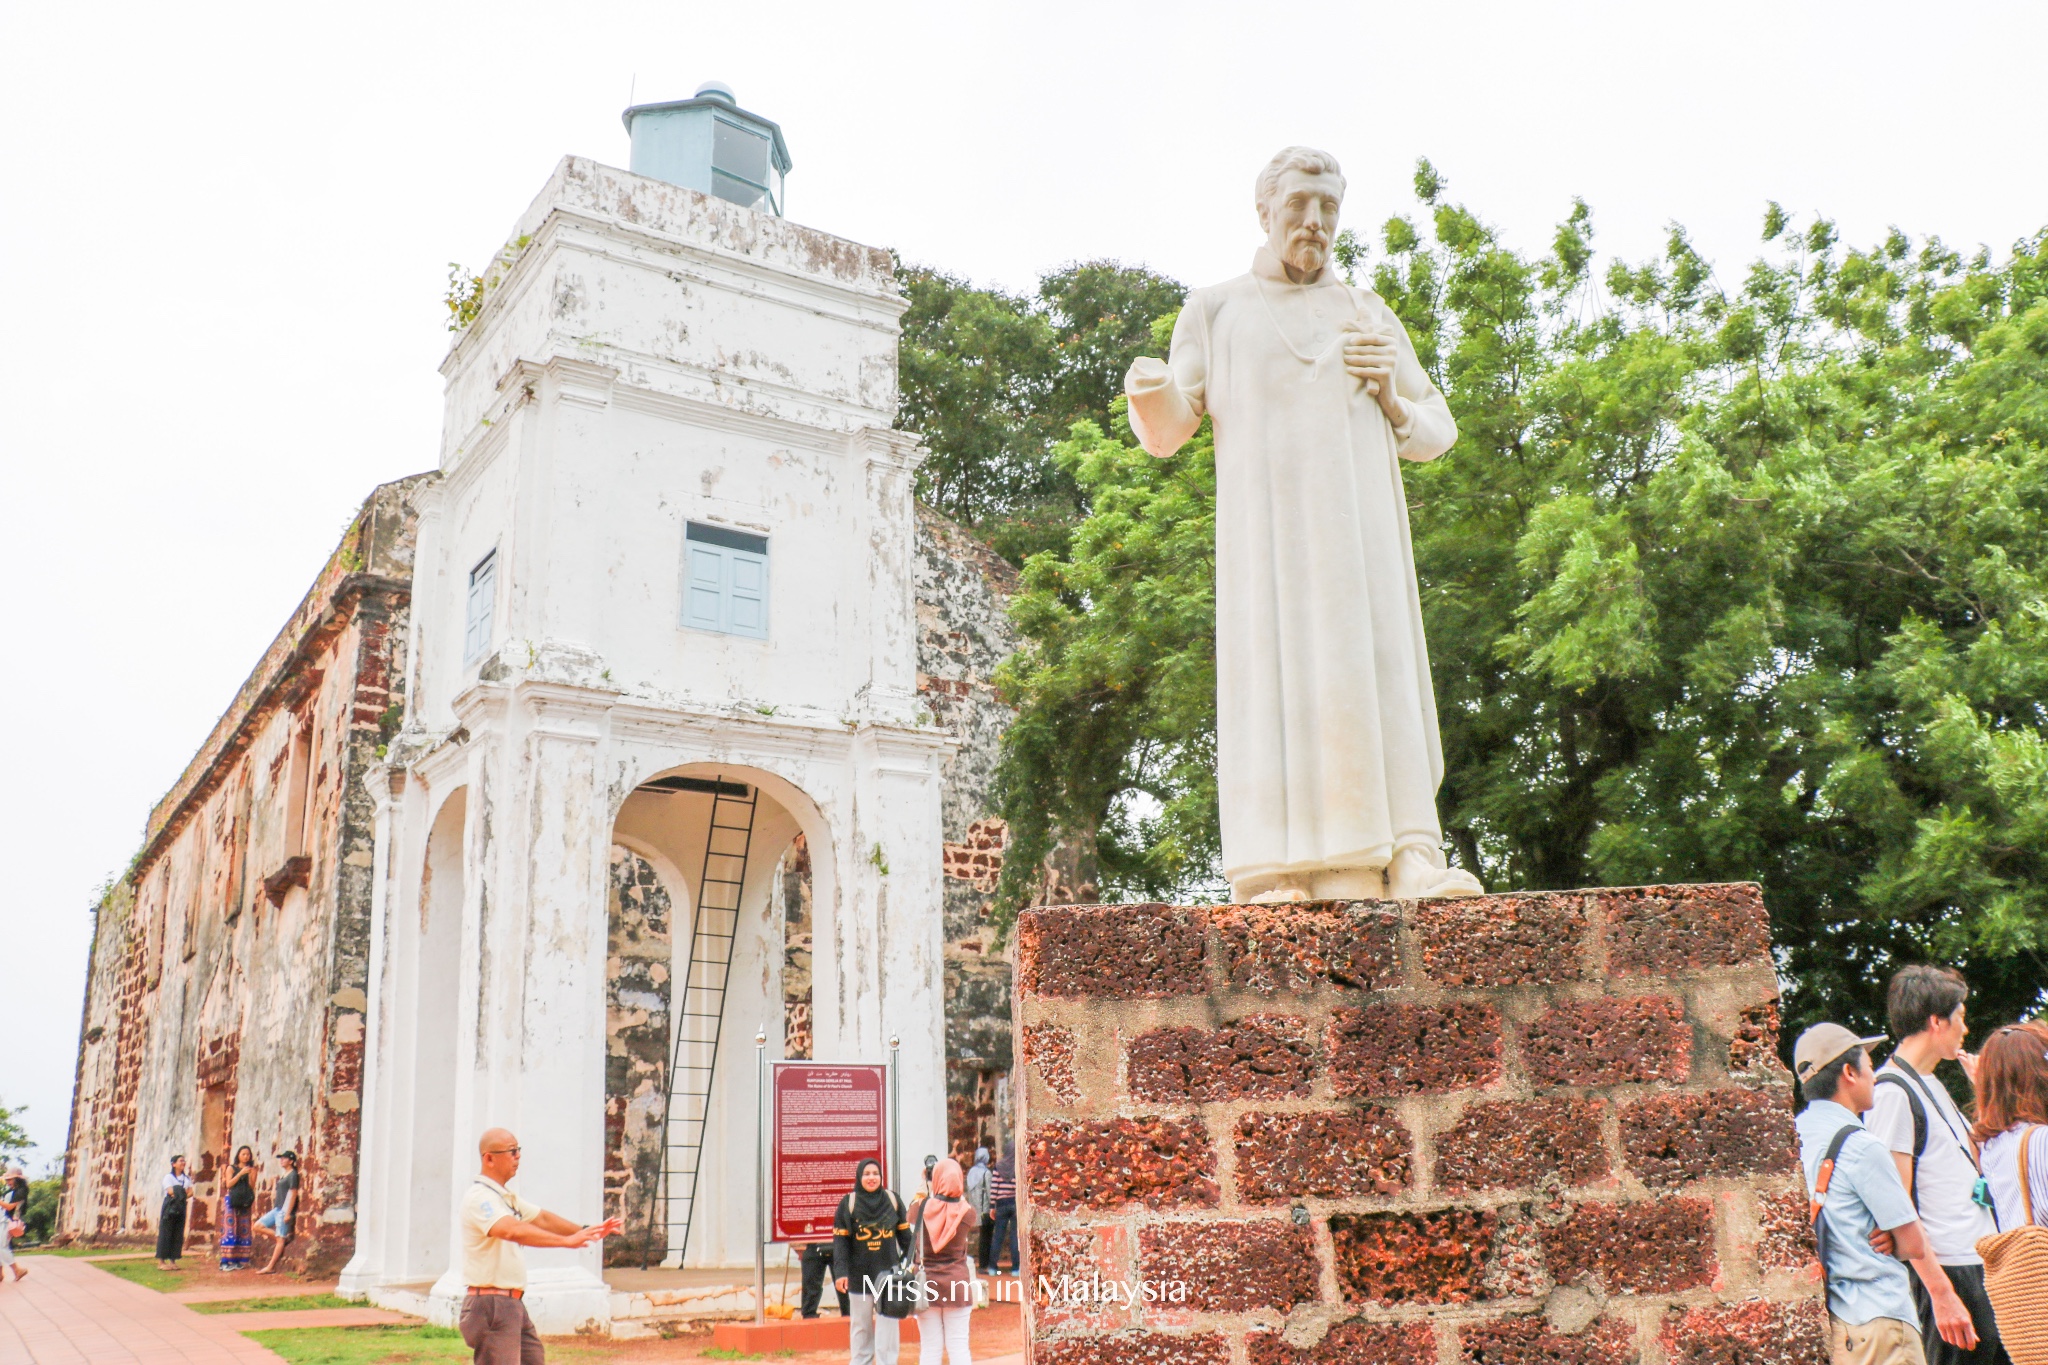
[404,786,465,1280]
[605,764,829,1269]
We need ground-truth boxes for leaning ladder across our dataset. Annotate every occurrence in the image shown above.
[644,778,760,1268]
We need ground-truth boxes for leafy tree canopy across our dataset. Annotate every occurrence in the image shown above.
[895,259,1184,563]
[985,160,2048,1038]
[0,1101,30,1163]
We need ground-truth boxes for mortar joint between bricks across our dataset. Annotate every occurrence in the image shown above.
[1393,898,1427,989]
[1580,889,1611,981]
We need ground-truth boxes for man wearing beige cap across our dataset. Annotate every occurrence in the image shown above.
[1795,1023,1937,1365]
[459,1128,623,1365]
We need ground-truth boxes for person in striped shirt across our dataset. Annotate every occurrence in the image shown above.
[986,1151,1018,1275]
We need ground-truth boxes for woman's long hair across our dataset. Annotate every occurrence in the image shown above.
[1970,1020,2048,1144]
[233,1145,254,1169]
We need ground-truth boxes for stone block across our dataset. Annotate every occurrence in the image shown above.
[1433,1097,1609,1193]
[1023,1023,1083,1105]
[1128,1016,1315,1103]
[1234,1108,1411,1202]
[1620,1089,1795,1188]
[1213,903,1400,993]
[1522,995,1691,1088]
[1755,1187,1818,1274]
[1660,1298,1828,1365]
[1018,904,1209,999]
[1328,1002,1503,1097]
[1728,1001,1783,1076]
[1245,1321,1437,1365]
[1030,1116,1218,1211]
[1033,1225,1135,1331]
[1415,892,1588,986]
[1541,1197,1718,1294]
[1457,1313,1637,1365]
[1329,1208,1497,1305]
[1036,1334,1231,1365]
[1603,884,1772,975]
[1137,1220,1321,1313]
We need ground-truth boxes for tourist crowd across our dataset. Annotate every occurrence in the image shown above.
[1801,966,2048,1365]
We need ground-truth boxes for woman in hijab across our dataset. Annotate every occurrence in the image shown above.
[157,1155,194,1269]
[912,1157,978,1365]
[833,1158,911,1365]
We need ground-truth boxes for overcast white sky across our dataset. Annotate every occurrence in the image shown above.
[3,0,2044,1169]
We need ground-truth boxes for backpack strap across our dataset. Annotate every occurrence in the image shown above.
[1811,1124,1862,1310]
[1876,1071,1929,1205]
[2023,1124,2040,1227]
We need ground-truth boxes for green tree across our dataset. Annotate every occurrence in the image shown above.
[895,260,1183,562]
[990,161,2048,1038]
[24,1177,59,1243]
[0,1101,29,1164]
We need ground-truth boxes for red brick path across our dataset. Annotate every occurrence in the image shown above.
[0,1257,285,1364]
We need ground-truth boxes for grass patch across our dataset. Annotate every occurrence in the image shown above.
[244,1325,468,1365]
[192,1292,356,1314]
[98,1260,190,1292]
[22,1246,147,1259]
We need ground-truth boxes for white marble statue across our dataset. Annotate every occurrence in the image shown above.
[1125,146,1484,904]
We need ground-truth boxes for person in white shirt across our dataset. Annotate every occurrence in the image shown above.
[1866,967,2006,1365]
[157,1155,194,1269]
[458,1128,622,1365]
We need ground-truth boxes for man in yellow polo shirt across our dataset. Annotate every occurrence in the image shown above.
[459,1128,623,1365]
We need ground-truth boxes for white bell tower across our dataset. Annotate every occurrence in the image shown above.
[343,91,950,1334]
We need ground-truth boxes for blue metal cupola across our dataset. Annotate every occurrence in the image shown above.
[622,82,792,216]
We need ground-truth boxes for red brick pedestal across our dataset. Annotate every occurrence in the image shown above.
[1012,885,1825,1365]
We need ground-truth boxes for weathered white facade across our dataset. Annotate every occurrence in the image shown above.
[339,156,953,1332]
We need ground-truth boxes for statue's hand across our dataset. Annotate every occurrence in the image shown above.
[1341,327,1409,423]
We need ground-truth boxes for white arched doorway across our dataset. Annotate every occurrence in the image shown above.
[607,764,830,1268]
[403,786,466,1281]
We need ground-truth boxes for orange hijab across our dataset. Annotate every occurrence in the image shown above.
[923,1157,970,1251]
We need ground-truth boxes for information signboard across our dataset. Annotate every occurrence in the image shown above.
[770,1061,888,1244]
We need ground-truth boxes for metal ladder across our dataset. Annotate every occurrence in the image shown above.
[644,777,760,1268]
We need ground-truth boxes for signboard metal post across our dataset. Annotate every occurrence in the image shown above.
[754,1028,766,1326]
[888,1034,901,1199]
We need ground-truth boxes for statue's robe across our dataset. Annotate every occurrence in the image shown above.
[1127,246,1458,885]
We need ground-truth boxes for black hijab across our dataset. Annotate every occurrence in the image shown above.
[850,1157,896,1224]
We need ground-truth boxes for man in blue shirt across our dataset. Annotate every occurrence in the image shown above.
[1794,1022,1938,1365]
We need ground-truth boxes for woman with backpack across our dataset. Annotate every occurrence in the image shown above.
[157,1155,194,1269]
[1970,1020,2048,1365]
[834,1158,912,1365]
[911,1157,979,1365]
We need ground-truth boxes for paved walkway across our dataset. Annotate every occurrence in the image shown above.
[0,1257,286,1364]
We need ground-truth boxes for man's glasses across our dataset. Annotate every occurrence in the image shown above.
[486,1147,522,1156]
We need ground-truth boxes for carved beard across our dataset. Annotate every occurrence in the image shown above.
[1282,232,1329,276]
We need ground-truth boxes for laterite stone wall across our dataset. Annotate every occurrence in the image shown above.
[1012,885,1825,1365]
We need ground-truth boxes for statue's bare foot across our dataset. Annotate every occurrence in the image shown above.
[1233,874,1311,905]
[1385,846,1485,899]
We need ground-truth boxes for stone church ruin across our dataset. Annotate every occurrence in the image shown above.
[61,84,1023,1334]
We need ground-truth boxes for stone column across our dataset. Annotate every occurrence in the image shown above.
[430,683,614,1333]
[846,725,949,1189]
[338,767,406,1297]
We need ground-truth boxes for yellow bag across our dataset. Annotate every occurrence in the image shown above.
[1978,1125,2048,1365]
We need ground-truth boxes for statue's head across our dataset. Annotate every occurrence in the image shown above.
[1255,147,1345,279]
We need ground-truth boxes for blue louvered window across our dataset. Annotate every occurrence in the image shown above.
[682,522,769,639]
[463,550,497,665]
